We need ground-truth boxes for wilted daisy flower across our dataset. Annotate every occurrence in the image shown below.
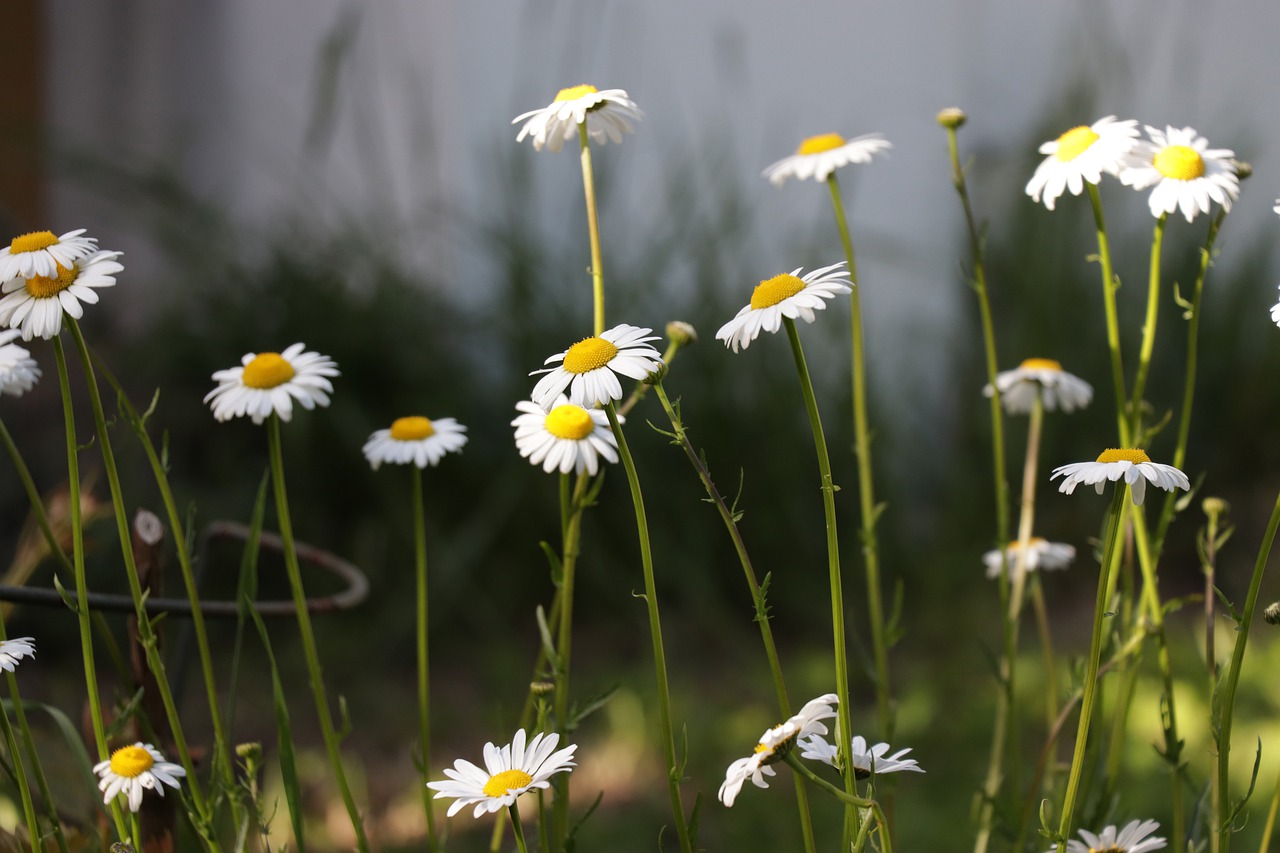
[428,729,577,818]
[0,330,40,397]
[205,343,339,424]
[363,416,468,470]
[984,358,1093,414]
[530,324,663,410]
[1051,448,1189,506]
[0,637,35,672]
[0,229,99,281]
[718,693,837,807]
[983,538,1076,579]
[513,85,642,153]
[0,250,123,341]
[762,133,891,187]
[799,731,923,778]
[512,395,619,475]
[716,262,852,353]
[1053,819,1166,853]
[94,742,186,813]
[1025,116,1140,210]
[1120,126,1239,222]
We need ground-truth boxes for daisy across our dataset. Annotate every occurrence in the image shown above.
[762,133,891,187]
[983,538,1076,579]
[0,330,40,397]
[513,85,643,153]
[0,229,99,281]
[1024,116,1140,210]
[1051,448,1189,506]
[512,395,619,475]
[363,416,468,470]
[205,343,339,424]
[1052,818,1166,853]
[1120,126,1239,222]
[0,250,123,341]
[984,358,1093,414]
[716,262,852,353]
[718,693,837,807]
[1269,283,1280,328]
[530,324,663,410]
[799,731,924,778]
[93,742,186,813]
[427,729,577,819]
[0,637,35,672]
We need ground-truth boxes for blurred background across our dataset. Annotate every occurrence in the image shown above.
[3,0,1280,849]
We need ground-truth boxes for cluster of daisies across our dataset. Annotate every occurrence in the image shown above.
[0,229,123,342]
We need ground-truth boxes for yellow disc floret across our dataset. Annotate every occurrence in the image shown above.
[1010,536,1048,550]
[1096,448,1150,464]
[562,337,618,374]
[1054,126,1099,162]
[1087,847,1123,853]
[390,416,435,441]
[545,405,594,440]
[1019,358,1063,372]
[241,353,296,389]
[483,768,533,798]
[797,133,847,156]
[9,231,58,253]
[555,85,597,102]
[108,745,155,779]
[1153,145,1205,180]
[750,274,806,310]
[24,263,78,298]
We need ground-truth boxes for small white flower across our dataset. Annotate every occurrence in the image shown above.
[93,742,186,813]
[718,693,837,807]
[1269,283,1280,328]
[0,637,36,672]
[512,395,619,475]
[428,729,577,819]
[985,358,1093,414]
[363,416,468,470]
[0,229,99,281]
[716,262,852,353]
[1053,818,1166,853]
[205,343,339,424]
[530,324,663,410]
[1025,117,1140,210]
[983,538,1076,579]
[1120,126,1239,222]
[763,133,891,187]
[1051,448,1189,506]
[0,330,40,397]
[0,250,123,341]
[513,85,642,153]
[799,731,924,778]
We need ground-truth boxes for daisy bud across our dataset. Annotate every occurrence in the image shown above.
[665,320,698,346]
[1231,160,1252,180]
[1202,497,1229,519]
[530,680,555,695]
[1264,602,1280,626]
[644,362,669,385]
[936,107,967,129]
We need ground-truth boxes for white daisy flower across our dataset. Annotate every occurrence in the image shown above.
[1120,126,1239,222]
[1052,819,1166,853]
[1051,448,1189,506]
[799,731,924,778]
[0,330,40,397]
[1025,116,1140,210]
[984,358,1093,414]
[0,637,36,672]
[0,250,123,341]
[205,343,339,424]
[0,229,99,281]
[718,693,837,807]
[716,262,852,353]
[363,416,468,470]
[530,324,663,410]
[513,85,643,153]
[1269,283,1280,328]
[93,742,186,813]
[427,729,577,819]
[983,538,1076,579]
[762,133,891,187]
[512,395,619,475]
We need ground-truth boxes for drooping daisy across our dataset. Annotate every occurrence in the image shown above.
[0,637,36,672]
[716,262,852,353]
[0,229,99,281]
[718,693,837,807]
[0,330,40,397]
[512,395,619,475]
[1024,116,1140,210]
[984,358,1093,414]
[363,416,468,470]
[93,742,186,813]
[1052,819,1166,853]
[513,85,643,153]
[799,731,924,778]
[983,538,1076,579]
[1120,126,1239,222]
[1269,284,1280,328]
[0,250,123,341]
[530,324,663,410]
[1051,448,1189,506]
[427,729,577,819]
[762,133,891,187]
[205,343,339,424]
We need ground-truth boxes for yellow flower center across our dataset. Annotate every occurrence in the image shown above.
[797,133,846,155]
[9,230,58,253]
[562,337,618,374]
[482,768,533,798]
[1019,358,1062,372]
[390,416,435,441]
[753,742,772,755]
[1096,448,1150,464]
[750,274,806,310]
[24,262,78,299]
[1153,144,1205,180]
[555,85,597,102]
[1087,847,1123,853]
[1009,536,1048,551]
[241,353,296,389]
[108,745,155,779]
[545,405,594,440]
[1054,126,1099,161]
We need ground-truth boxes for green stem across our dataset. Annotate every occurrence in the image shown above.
[1258,757,1280,853]
[782,753,893,853]
[1086,184,1130,446]
[1128,214,1167,440]
[411,467,438,852]
[0,417,75,576]
[508,803,531,853]
[1204,503,1223,853]
[0,690,40,850]
[551,472,588,849]
[578,122,605,336]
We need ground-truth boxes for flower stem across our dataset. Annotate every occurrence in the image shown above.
[578,123,606,336]
[0,685,40,850]
[508,803,531,853]
[411,467,439,852]
[782,753,893,853]
[1086,184,1131,446]
[551,471,589,848]
[1128,214,1167,439]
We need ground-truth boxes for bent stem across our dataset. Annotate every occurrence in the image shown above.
[1128,214,1167,440]
[411,467,439,852]
[782,753,892,853]
[1086,184,1130,446]
[578,123,606,336]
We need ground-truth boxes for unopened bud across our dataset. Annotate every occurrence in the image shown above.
[936,107,967,130]
[1231,160,1252,181]
[666,321,698,346]
[644,362,669,385]
[1202,497,1230,519]
[530,680,555,695]
[1264,601,1280,626]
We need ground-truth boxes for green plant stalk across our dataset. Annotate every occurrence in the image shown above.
[410,467,439,852]
[0,690,40,850]
[0,416,76,576]
[1203,504,1223,853]
[508,804,531,853]
[1029,579,1058,735]
[578,123,606,337]
[1128,214,1167,440]
[550,471,589,849]
[266,416,370,853]
[781,753,892,853]
[4,677,71,853]
[1086,184,1131,446]
[1258,758,1280,853]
